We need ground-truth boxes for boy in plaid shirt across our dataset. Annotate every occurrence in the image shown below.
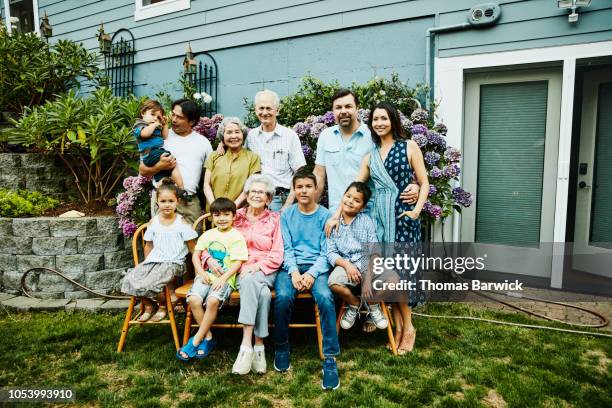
[327,182,388,331]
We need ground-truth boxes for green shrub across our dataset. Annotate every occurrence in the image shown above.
[242,74,428,127]
[0,26,100,115]
[0,189,59,218]
[5,88,145,206]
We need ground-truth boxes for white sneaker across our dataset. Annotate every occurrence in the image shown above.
[251,349,267,374]
[232,348,253,375]
[368,304,388,329]
[340,304,359,330]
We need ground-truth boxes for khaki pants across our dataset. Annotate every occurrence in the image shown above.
[151,190,203,226]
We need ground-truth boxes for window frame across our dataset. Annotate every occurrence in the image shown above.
[134,0,190,21]
[3,0,40,36]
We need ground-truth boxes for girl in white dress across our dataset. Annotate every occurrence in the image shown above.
[121,179,198,322]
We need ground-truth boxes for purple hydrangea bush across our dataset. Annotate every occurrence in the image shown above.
[116,175,152,237]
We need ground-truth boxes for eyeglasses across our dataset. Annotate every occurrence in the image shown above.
[249,190,267,196]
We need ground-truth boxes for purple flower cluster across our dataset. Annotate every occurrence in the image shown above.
[429,185,437,196]
[442,164,461,179]
[411,124,428,135]
[193,114,224,145]
[119,218,138,237]
[302,144,314,158]
[423,201,442,219]
[319,111,335,126]
[410,108,429,124]
[444,147,461,163]
[399,113,413,132]
[412,134,428,148]
[424,151,440,166]
[310,122,327,139]
[116,175,151,237]
[453,187,473,207]
[293,122,310,138]
[426,130,447,148]
[430,166,442,178]
[357,108,370,124]
[434,122,448,135]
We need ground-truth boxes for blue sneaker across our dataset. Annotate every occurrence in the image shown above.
[273,350,291,372]
[322,357,340,390]
[195,337,216,359]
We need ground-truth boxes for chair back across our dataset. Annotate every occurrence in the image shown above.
[131,223,148,266]
[192,213,212,232]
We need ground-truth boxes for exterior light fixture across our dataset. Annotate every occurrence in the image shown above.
[40,12,53,41]
[97,23,112,54]
[557,0,591,23]
[183,42,197,74]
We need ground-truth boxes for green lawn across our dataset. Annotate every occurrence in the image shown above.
[0,303,610,407]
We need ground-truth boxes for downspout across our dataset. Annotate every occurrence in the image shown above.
[425,22,471,111]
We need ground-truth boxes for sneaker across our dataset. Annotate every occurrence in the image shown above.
[232,348,254,375]
[340,304,359,330]
[273,350,291,372]
[321,357,340,390]
[251,349,267,374]
[368,304,389,329]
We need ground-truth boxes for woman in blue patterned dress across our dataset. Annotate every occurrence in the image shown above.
[357,102,429,354]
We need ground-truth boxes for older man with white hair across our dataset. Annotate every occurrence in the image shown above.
[245,89,306,212]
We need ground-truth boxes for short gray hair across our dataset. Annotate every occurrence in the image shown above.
[243,174,275,197]
[216,116,248,141]
[254,89,280,109]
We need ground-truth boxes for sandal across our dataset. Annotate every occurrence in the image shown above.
[136,309,153,322]
[176,337,198,361]
[150,307,167,322]
[195,337,217,359]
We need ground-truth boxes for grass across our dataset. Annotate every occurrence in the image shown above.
[0,303,610,408]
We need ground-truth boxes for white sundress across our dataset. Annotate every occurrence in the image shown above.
[121,214,197,298]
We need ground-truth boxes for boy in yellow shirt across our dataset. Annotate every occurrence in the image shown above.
[177,197,248,361]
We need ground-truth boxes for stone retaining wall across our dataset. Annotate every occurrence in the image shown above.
[0,216,131,299]
[0,153,76,200]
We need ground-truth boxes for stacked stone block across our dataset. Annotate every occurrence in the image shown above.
[0,217,131,299]
[0,153,77,200]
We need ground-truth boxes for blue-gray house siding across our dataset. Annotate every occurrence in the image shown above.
[34,0,612,115]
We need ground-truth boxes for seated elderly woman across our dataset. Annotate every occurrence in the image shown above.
[230,174,284,375]
[203,117,261,211]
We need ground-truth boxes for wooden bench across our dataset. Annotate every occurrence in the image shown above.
[176,213,324,359]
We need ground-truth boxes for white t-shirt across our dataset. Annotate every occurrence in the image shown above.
[164,129,212,194]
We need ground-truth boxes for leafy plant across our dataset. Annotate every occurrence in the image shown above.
[5,88,145,206]
[116,175,152,237]
[243,74,428,127]
[0,26,100,114]
[0,189,59,217]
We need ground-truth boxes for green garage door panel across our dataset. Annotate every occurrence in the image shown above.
[475,81,548,246]
[591,82,612,246]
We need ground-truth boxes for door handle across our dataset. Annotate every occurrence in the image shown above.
[578,181,591,189]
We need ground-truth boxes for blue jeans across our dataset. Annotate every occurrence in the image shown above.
[269,193,287,212]
[274,265,340,357]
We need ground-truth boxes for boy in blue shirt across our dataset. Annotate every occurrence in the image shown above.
[274,170,340,390]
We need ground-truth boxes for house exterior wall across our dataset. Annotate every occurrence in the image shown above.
[36,0,612,115]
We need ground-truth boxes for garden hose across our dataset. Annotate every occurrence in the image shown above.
[20,267,131,300]
[19,267,612,338]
